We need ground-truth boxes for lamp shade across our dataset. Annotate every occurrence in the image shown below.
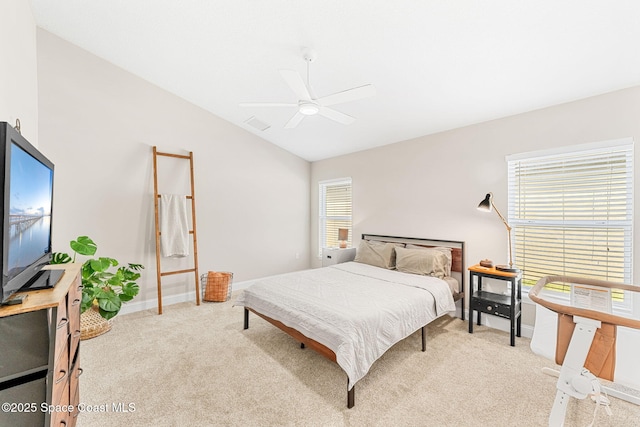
[338,228,349,241]
[477,193,492,212]
[476,192,519,273]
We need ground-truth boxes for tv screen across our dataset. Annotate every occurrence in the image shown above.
[0,122,59,303]
[7,142,53,280]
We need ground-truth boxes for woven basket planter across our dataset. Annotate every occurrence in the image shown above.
[80,304,113,340]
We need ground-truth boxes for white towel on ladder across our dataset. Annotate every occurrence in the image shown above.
[159,194,190,258]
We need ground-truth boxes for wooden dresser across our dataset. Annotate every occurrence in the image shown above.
[0,264,82,427]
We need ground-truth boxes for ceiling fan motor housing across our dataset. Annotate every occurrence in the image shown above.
[302,47,317,63]
[298,101,319,115]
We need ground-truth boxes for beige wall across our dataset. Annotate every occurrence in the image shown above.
[311,85,640,335]
[36,30,311,311]
[0,0,39,144]
[6,6,639,330]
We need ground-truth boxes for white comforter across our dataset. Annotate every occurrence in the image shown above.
[235,262,456,389]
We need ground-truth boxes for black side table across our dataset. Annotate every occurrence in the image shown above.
[468,264,522,346]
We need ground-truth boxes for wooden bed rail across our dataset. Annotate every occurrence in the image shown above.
[243,307,428,408]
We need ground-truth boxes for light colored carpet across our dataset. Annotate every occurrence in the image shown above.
[76,294,639,426]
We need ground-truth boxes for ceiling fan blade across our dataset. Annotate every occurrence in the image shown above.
[279,69,312,101]
[317,84,376,107]
[318,106,355,125]
[284,111,306,129]
[240,102,296,107]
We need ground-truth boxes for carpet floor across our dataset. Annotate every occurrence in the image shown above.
[76,294,639,426]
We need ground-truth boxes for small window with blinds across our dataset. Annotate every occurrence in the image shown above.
[507,139,634,304]
[319,178,352,257]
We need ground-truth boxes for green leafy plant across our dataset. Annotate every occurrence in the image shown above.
[52,236,144,320]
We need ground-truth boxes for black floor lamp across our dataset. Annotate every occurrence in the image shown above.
[477,192,520,273]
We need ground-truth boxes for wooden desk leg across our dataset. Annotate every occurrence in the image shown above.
[347,381,355,408]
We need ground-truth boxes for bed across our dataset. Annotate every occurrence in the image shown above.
[235,234,465,408]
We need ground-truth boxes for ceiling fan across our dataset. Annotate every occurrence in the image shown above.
[240,48,376,129]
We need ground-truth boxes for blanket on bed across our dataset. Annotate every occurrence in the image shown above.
[235,262,456,389]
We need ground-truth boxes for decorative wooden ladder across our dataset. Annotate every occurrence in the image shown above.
[152,146,200,314]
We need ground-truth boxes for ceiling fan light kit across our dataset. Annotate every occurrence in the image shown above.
[298,101,319,116]
[240,47,375,128]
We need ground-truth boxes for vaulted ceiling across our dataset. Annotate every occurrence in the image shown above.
[31,1,640,161]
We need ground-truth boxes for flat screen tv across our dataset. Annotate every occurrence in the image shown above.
[0,122,62,304]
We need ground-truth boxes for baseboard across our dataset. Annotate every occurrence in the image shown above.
[118,291,198,315]
[118,280,256,316]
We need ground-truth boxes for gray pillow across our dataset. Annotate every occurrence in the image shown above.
[354,240,403,269]
[405,244,452,276]
[395,246,450,278]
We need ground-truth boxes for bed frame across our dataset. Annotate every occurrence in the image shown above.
[242,234,465,408]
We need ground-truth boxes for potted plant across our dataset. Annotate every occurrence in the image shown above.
[52,236,144,322]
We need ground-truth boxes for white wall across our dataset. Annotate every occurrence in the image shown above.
[7,5,640,332]
[36,29,311,310]
[311,85,640,331]
[0,0,39,144]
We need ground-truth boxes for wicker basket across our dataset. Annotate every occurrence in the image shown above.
[201,271,233,302]
[80,305,113,340]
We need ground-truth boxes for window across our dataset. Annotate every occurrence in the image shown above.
[507,139,634,303]
[318,178,352,256]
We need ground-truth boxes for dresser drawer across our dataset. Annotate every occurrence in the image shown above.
[69,352,81,402]
[322,247,356,267]
[0,310,49,379]
[51,343,70,408]
[471,299,511,318]
[471,291,513,319]
[0,376,46,426]
[50,381,70,427]
[70,384,80,427]
[53,301,70,361]
[69,278,82,353]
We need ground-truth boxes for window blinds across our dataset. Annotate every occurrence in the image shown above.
[319,178,352,255]
[507,140,633,295]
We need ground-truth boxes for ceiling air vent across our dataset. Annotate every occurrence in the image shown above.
[244,116,270,132]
